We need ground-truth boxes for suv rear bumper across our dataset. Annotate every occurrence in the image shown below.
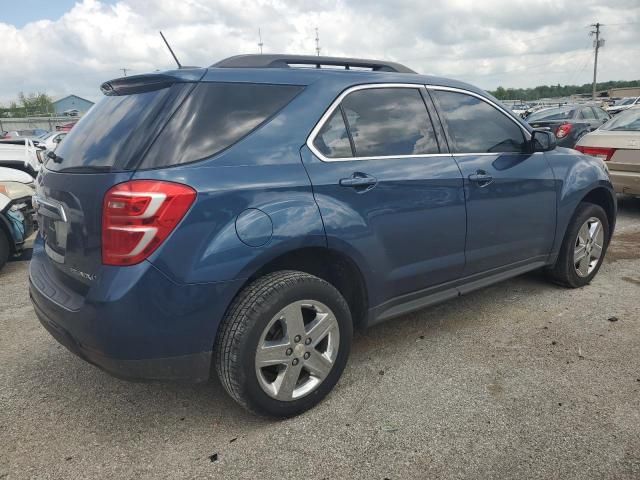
[31,291,212,381]
[29,239,244,382]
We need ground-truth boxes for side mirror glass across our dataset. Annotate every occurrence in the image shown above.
[531,129,556,152]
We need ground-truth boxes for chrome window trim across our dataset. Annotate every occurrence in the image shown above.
[426,85,532,141]
[307,83,534,162]
[307,83,443,162]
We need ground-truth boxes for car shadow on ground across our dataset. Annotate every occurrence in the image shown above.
[10,194,640,434]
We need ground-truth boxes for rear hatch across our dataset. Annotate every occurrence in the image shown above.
[34,70,203,290]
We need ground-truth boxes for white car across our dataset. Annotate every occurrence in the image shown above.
[576,106,640,197]
[0,166,36,270]
[0,139,41,176]
[605,97,640,116]
[35,131,67,151]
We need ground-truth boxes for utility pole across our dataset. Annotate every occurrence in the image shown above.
[258,28,264,54]
[315,27,320,56]
[120,67,129,77]
[590,23,605,100]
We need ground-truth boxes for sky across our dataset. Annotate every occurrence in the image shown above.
[0,0,638,104]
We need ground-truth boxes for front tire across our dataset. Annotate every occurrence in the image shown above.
[547,202,609,288]
[0,230,9,271]
[215,271,352,417]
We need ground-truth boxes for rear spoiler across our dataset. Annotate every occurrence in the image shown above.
[100,69,206,96]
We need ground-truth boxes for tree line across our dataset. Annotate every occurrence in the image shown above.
[489,80,640,101]
[1,92,54,117]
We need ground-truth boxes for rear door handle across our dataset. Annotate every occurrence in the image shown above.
[468,170,493,187]
[339,173,377,190]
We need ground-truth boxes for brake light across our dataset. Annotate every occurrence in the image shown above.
[555,123,573,139]
[575,145,616,161]
[102,180,196,266]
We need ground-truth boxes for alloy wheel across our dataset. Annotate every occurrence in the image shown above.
[574,216,604,277]
[255,300,340,401]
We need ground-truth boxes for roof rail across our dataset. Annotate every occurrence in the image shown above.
[211,54,416,74]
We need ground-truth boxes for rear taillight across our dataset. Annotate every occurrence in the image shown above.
[575,145,616,162]
[555,123,573,139]
[102,180,196,266]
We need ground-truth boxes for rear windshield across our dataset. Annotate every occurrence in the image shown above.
[600,108,640,131]
[139,82,304,169]
[527,107,576,122]
[47,84,192,172]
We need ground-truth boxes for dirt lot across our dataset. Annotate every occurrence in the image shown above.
[1,198,639,480]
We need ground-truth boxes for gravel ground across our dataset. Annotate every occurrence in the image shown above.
[1,198,639,480]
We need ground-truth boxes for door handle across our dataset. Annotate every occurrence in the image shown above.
[468,170,493,187]
[339,173,377,190]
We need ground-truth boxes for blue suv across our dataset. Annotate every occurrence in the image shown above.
[30,55,616,417]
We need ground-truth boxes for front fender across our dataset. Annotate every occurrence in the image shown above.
[546,148,615,258]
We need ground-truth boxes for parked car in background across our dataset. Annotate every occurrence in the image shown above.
[526,104,611,148]
[605,97,639,116]
[576,106,640,197]
[0,138,42,176]
[55,121,77,132]
[0,166,36,271]
[35,132,67,151]
[1,129,49,140]
[30,54,616,417]
[511,103,530,117]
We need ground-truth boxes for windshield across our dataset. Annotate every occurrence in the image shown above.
[615,98,637,106]
[527,107,576,122]
[600,108,640,131]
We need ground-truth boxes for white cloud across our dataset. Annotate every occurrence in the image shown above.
[0,0,638,103]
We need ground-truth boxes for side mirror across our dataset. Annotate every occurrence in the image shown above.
[531,129,556,152]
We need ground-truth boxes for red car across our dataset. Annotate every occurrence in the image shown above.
[55,121,77,132]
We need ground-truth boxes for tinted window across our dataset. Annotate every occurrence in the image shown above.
[313,109,353,158]
[141,83,303,168]
[580,107,595,120]
[340,88,438,157]
[49,84,190,172]
[434,91,527,154]
[593,107,609,120]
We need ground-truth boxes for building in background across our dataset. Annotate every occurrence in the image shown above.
[52,95,94,116]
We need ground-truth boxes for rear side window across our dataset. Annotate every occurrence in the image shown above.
[141,83,303,169]
[433,91,527,154]
[313,109,353,158]
[580,107,595,120]
[339,88,439,157]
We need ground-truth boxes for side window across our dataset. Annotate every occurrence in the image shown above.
[313,109,353,158]
[581,107,596,120]
[593,107,609,120]
[433,90,527,154]
[340,88,439,157]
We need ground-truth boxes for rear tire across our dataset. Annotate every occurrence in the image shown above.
[215,271,352,417]
[0,230,9,271]
[546,202,609,288]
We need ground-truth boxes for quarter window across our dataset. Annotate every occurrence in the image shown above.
[313,109,353,158]
[339,88,439,157]
[433,90,527,154]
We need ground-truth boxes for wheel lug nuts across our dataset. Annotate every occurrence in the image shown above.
[286,348,293,356]
[292,358,299,366]
[303,352,310,360]
[294,335,302,343]
[305,338,312,345]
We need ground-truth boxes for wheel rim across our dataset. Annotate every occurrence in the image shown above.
[574,216,604,277]
[255,300,340,401]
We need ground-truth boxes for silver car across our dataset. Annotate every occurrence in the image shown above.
[576,106,640,197]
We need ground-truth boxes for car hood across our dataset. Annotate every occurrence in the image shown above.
[0,167,34,183]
